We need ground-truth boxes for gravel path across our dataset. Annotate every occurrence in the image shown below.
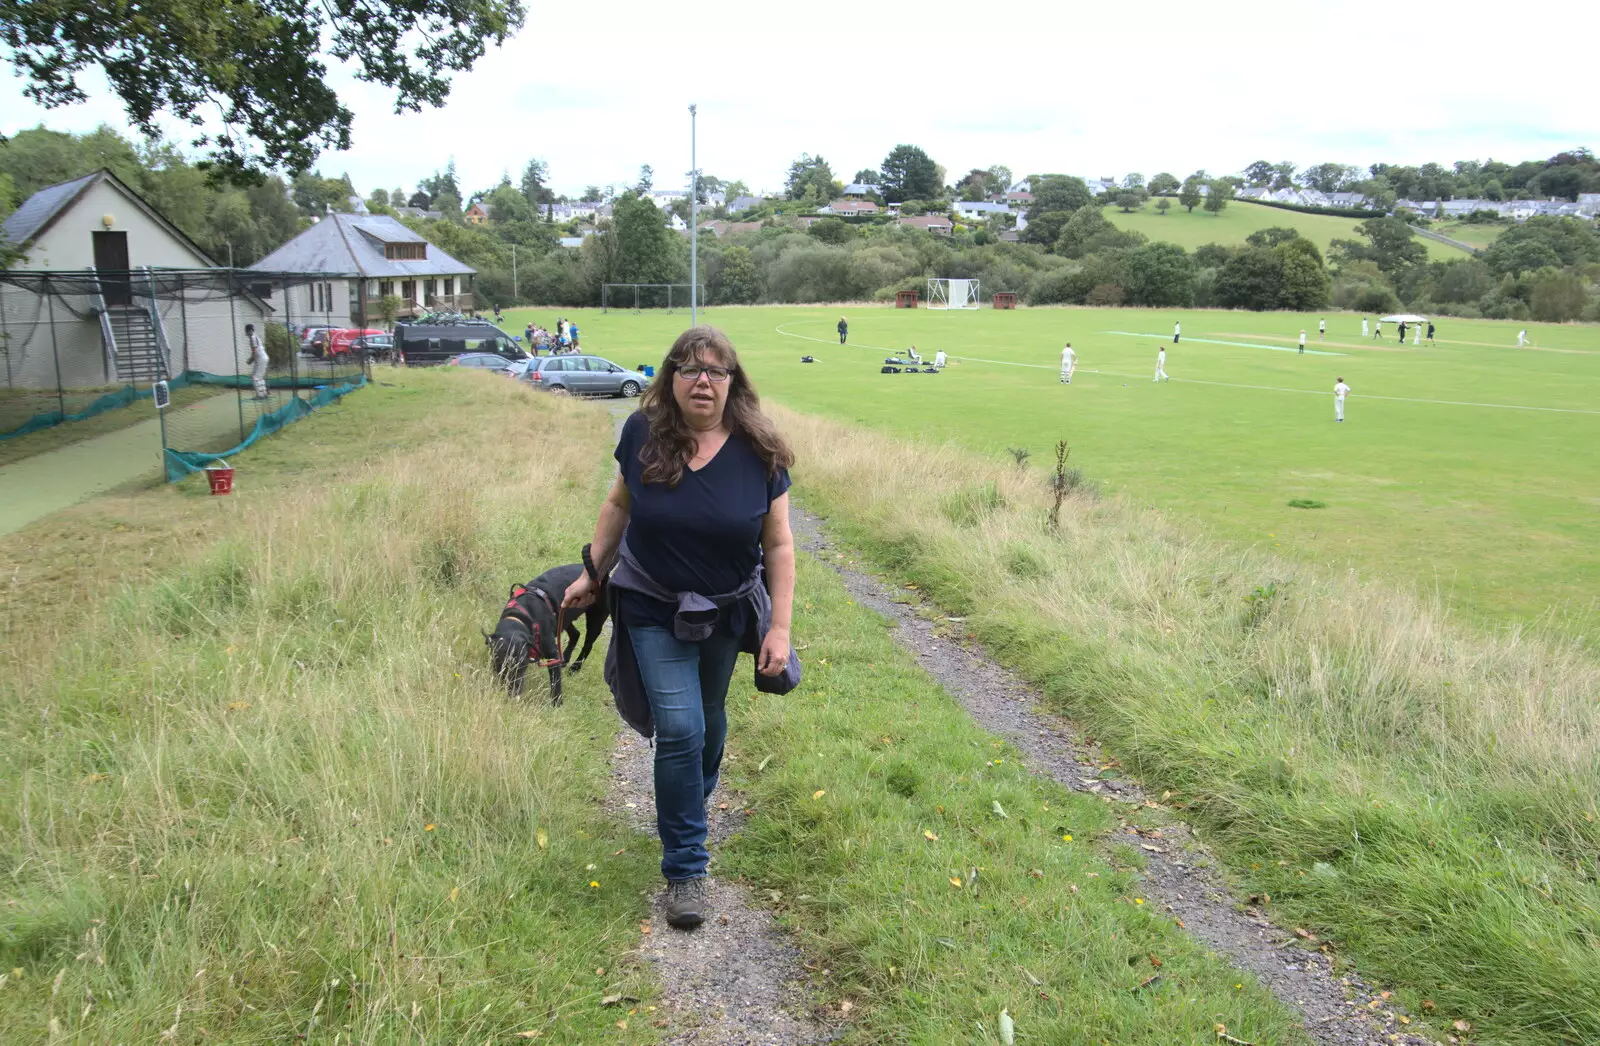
[600,403,836,1045]
[789,504,1443,1046]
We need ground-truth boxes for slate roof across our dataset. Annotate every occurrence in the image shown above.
[250,213,475,278]
[1,172,99,248]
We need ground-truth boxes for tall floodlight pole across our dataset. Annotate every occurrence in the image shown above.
[689,103,698,326]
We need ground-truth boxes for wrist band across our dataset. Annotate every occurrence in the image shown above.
[581,543,600,583]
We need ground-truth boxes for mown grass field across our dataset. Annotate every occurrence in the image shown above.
[0,369,1321,1043]
[506,303,1600,638]
[1432,220,1507,250]
[1100,200,1468,260]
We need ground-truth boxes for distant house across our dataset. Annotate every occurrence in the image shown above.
[464,203,488,226]
[395,205,444,221]
[1327,192,1369,209]
[898,215,953,235]
[842,182,880,198]
[251,213,476,325]
[954,201,1011,221]
[822,199,879,216]
[0,168,271,385]
[1578,193,1600,215]
[725,194,763,215]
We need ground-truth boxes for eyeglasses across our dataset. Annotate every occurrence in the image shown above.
[675,365,731,383]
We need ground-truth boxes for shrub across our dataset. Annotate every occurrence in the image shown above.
[263,322,293,367]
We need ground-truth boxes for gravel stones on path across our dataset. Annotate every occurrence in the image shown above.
[790,505,1440,1046]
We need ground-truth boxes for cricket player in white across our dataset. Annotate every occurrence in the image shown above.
[1298,329,1307,354]
[1172,321,1181,344]
[1334,377,1350,422]
[1517,329,1529,347]
[1154,346,1168,381]
[933,349,947,368]
[1060,343,1076,384]
[1374,320,1383,341]
[246,323,269,399]
[1319,318,1327,341]
[1362,317,1369,338]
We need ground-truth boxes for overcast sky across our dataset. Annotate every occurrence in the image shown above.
[3,0,1595,199]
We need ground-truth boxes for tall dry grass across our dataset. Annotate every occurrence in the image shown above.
[774,404,1600,1045]
[0,373,658,1042]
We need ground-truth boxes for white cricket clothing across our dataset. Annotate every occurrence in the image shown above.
[1334,381,1350,421]
[1060,347,1076,382]
[933,350,947,367]
[1517,330,1528,346]
[1319,320,1326,333]
[248,332,269,397]
[1362,319,1369,336]
[1299,332,1307,346]
[1154,349,1167,380]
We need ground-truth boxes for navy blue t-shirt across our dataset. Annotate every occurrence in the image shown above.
[614,411,791,629]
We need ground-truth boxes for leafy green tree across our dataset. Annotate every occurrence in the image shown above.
[1244,160,1275,186]
[520,158,551,206]
[986,165,1013,194]
[1300,162,1358,192]
[1245,226,1301,249]
[636,165,653,193]
[486,182,532,223]
[1530,268,1587,321]
[1215,247,1283,309]
[1114,190,1147,212]
[1273,238,1331,310]
[879,144,939,203]
[1121,172,1144,190]
[807,218,856,245]
[1329,217,1426,280]
[786,154,836,201]
[852,168,880,185]
[434,191,462,222]
[1124,242,1194,306]
[291,171,350,216]
[1203,178,1233,215]
[611,193,680,285]
[1178,179,1203,212]
[716,245,760,303]
[1053,206,1144,258]
[1482,216,1600,275]
[1148,172,1180,195]
[1155,198,1171,216]
[0,0,524,178]
[0,171,17,221]
[1026,175,1093,218]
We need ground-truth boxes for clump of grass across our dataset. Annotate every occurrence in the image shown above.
[1287,498,1326,509]
[1006,446,1031,467]
[941,480,1006,527]
[772,402,1600,1046]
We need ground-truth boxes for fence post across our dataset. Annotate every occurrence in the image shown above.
[45,277,66,418]
[227,270,245,443]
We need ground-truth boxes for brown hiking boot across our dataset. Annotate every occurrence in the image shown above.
[663,877,710,929]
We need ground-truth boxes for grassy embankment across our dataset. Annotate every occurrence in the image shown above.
[772,403,1600,1046]
[0,372,666,1042]
[1102,200,1469,261]
[2,371,1315,1043]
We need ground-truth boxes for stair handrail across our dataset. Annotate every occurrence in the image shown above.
[138,267,175,380]
[85,268,119,380]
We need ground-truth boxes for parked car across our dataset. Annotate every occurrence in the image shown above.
[448,352,516,373]
[351,333,394,360]
[394,319,527,366]
[298,325,337,352]
[326,328,386,356]
[522,355,650,397]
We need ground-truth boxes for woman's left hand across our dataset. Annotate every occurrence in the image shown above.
[757,627,791,676]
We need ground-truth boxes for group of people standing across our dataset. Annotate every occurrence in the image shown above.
[521,318,582,354]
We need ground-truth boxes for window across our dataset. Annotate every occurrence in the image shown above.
[378,280,393,298]
[424,279,437,299]
[442,277,454,297]
[383,242,427,260]
[402,280,416,302]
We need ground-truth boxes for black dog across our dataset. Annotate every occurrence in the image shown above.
[485,563,605,703]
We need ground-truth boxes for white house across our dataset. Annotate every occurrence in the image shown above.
[251,213,476,326]
[954,201,1012,221]
[0,169,270,388]
[821,199,879,217]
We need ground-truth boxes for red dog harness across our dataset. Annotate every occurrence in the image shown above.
[502,585,567,667]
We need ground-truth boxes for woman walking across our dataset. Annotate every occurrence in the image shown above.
[563,326,798,929]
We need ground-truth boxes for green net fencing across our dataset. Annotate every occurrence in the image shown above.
[0,267,368,477]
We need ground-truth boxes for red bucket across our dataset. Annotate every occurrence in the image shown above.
[205,463,235,495]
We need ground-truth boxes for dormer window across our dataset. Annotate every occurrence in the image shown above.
[384,242,426,260]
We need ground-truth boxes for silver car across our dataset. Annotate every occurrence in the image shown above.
[523,355,651,397]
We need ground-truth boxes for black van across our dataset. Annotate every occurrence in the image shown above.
[394,319,528,367]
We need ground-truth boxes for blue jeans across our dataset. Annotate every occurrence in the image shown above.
[628,625,742,881]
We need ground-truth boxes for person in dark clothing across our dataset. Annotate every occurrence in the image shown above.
[563,326,796,931]
[1398,321,1407,343]
[837,316,848,345]
[1427,321,1436,345]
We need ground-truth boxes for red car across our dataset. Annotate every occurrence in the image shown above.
[324,328,386,356]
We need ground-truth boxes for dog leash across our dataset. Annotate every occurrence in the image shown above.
[529,545,602,668]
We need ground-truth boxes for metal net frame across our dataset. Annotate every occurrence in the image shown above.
[601,283,695,314]
[0,267,369,479]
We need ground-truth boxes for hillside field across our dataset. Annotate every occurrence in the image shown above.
[507,303,1600,636]
[1101,199,1468,260]
[1431,219,1507,249]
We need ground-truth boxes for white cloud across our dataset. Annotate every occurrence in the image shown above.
[3,0,1594,198]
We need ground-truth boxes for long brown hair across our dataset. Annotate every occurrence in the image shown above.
[637,326,794,487]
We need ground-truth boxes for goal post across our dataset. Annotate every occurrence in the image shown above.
[926,278,980,310]
[601,283,695,314]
